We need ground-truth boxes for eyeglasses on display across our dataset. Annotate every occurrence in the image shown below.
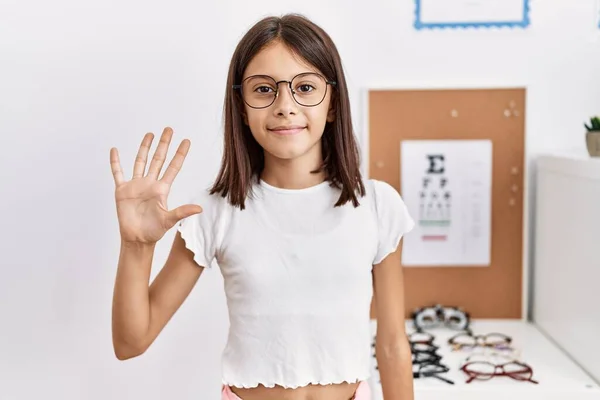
[448,331,513,351]
[460,353,538,384]
[411,304,470,331]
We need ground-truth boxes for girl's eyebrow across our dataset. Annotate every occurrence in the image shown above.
[243,71,321,80]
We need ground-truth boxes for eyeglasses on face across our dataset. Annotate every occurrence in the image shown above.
[232,72,336,109]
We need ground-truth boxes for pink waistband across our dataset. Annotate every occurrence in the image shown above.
[221,381,371,400]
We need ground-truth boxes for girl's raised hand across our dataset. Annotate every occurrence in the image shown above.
[110,127,202,245]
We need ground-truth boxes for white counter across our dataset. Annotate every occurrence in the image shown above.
[368,319,600,400]
[533,153,600,384]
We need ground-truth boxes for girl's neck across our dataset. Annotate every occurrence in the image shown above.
[260,153,326,190]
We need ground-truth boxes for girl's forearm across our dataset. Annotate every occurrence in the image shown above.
[376,338,415,400]
[111,240,155,359]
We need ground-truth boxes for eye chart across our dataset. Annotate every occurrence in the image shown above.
[400,140,492,267]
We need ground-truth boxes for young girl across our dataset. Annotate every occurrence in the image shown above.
[110,13,415,400]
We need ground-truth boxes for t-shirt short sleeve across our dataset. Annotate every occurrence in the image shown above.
[176,189,226,269]
[371,179,415,265]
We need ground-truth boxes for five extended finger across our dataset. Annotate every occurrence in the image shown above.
[132,132,154,179]
[167,204,203,229]
[147,127,174,179]
[160,139,191,186]
[110,147,125,186]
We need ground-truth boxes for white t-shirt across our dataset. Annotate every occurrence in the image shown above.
[177,178,415,389]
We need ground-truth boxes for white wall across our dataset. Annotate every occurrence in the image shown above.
[1,0,599,398]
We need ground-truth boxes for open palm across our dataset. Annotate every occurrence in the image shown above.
[110,127,202,244]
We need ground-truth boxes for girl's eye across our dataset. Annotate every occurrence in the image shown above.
[296,84,315,93]
[255,86,275,94]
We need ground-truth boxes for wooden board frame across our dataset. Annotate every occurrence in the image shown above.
[359,82,530,320]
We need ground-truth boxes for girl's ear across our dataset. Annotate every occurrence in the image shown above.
[326,103,335,123]
[326,91,336,123]
[236,94,249,125]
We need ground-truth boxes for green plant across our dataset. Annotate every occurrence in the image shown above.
[585,116,600,131]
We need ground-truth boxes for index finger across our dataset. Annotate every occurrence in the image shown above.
[160,139,191,185]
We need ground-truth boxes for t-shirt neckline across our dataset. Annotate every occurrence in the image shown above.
[258,179,331,194]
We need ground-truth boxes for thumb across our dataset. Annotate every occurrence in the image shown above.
[166,204,203,228]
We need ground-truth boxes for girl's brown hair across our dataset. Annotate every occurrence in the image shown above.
[210,13,365,209]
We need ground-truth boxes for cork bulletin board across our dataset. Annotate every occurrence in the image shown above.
[367,88,526,319]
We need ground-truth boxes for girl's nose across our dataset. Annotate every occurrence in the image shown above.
[272,82,298,116]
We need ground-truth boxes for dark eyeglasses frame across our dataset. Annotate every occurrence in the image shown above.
[412,350,442,365]
[413,362,455,385]
[232,72,337,109]
[374,332,453,384]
